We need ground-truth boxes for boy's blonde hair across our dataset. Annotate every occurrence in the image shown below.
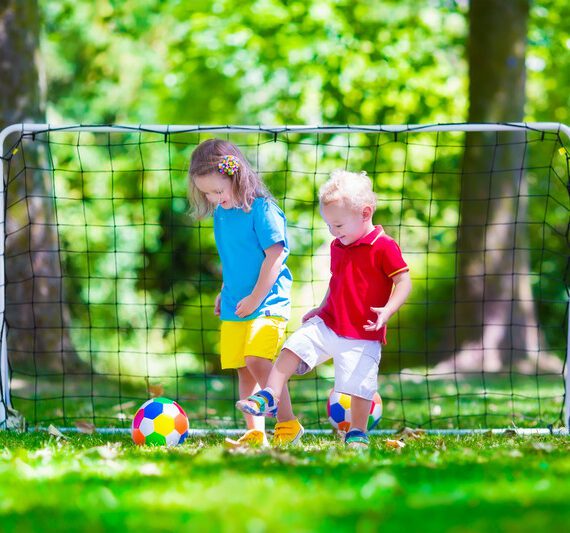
[188,138,271,219]
[319,169,377,212]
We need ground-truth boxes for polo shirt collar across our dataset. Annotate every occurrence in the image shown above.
[335,225,385,248]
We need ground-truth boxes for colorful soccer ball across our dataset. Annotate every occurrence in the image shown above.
[327,390,382,432]
[131,397,189,446]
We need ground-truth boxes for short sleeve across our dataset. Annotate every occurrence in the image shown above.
[379,237,409,278]
[252,198,288,251]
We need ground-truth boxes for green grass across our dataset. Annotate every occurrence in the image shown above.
[0,432,568,532]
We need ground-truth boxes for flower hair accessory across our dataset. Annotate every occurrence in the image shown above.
[218,155,240,176]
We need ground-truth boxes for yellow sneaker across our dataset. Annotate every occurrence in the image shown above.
[224,429,269,449]
[273,419,304,446]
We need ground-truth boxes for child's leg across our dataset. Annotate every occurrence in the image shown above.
[332,337,380,449]
[223,367,268,448]
[267,348,302,399]
[245,352,304,446]
[236,366,265,432]
[236,348,301,417]
[274,382,294,422]
[245,354,295,422]
[344,396,371,448]
[349,395,370,433]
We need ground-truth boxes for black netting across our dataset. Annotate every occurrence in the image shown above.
[1,124,568,430]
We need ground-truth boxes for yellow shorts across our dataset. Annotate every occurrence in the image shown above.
[220,316,287,370]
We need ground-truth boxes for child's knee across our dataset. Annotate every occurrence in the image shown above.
[244,354,273,371]
[276,348,302,367]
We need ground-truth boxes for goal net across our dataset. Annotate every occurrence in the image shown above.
[0,123,568,432]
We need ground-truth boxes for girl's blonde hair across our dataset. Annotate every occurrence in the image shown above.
[188,139,271,219]
[319,169,377,212]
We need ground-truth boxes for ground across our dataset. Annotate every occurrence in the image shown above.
[0,431,568,532]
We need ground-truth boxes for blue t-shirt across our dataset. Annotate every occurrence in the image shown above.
[213,197,292,321]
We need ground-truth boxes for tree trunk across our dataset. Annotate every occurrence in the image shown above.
[436,0,561,373]
[1,0,86,373]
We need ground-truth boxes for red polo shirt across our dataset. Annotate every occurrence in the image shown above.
[317,225,408,343]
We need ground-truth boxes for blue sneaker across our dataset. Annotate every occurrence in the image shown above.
[345,429,369,449]
[236,389,278,418]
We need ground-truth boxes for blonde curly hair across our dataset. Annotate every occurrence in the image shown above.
[319,169,377,212]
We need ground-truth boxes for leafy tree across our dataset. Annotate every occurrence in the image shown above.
[527,0,570,122]
[1,0,85,374]
[28,0,569,376]
[436,0,563,372]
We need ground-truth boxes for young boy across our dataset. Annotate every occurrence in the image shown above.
[236,170,412,448]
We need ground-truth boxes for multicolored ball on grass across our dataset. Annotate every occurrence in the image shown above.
[131,397,189,446]
[327,390,382,432]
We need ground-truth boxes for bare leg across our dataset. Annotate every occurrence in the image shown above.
[236,367,264,432]
[236,349,302,417]
[245,355,295,422]
[350,395,370,432]
[266,348,302,400]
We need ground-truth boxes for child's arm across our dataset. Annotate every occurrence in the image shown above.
[301,288,330,322]
[235,243,287,318]
[364,271,412,331]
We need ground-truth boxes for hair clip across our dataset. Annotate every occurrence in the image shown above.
[218,155,240,176]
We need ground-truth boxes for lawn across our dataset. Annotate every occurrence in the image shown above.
[0,431,568,532]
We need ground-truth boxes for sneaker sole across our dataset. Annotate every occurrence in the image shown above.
[288,427,305,446]
[224,437,269,449]
[346,442,369,450]
[236,400,277,418]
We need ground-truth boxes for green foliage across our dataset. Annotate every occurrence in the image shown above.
[41,0,467,125]
[41,0,569,125]
[527,0,570,122]
[9,0,565,424]
[8,122,567,411]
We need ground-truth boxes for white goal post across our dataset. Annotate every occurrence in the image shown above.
[0,122,569,434]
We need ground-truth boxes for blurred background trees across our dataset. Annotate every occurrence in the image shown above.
[2,0,569,379]
[1,0,85,373]
[444,0,563,372]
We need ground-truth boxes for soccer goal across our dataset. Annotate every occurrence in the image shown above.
[0,123,568,434]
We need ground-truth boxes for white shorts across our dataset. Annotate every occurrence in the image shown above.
[282,316,381,400]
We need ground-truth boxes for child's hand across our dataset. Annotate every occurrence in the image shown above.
[214,293,221,316]
[235,294,261,318]
[364,306,390,331]
[302,308,320,323]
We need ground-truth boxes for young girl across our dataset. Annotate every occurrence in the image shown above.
[188,139,304,447]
